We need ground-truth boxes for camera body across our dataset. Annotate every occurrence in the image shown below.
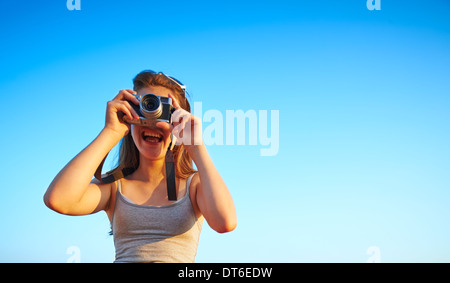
[124,93,175,126]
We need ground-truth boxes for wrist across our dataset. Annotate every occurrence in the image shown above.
[185,143,207,163]
[100,126,127,144]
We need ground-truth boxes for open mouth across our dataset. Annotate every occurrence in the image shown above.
[141,130,163,144]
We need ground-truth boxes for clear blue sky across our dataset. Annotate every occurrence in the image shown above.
[1,0,449,262]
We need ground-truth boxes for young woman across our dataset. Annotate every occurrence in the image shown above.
[44,70,237,263]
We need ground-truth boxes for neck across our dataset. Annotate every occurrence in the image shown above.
[133,155,166,183]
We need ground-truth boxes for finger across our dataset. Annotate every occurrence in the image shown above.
[173,112,191,137]
[124,89,139,105]
[114,89,128,100]
[118,103,134,120]
[112,102,133,121]
[115,89,139,105]
[155,121,172,132]
[178,111,191,128]
[111,100,136,121]
[121,100,140,119]
[168,93,181,109]
[171,108,188,125]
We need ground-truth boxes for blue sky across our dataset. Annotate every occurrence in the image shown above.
[1,0,450,262]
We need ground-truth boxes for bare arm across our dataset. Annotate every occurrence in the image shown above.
[189,144,237,233]
[44,90,140,215]
[44,128,121,215]
[169,94,237,233]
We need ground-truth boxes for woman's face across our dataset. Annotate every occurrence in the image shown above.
[131,85,175,161]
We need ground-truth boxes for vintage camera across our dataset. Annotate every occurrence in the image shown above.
[124,93,175,126]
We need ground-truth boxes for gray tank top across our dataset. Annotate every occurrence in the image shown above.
[111,174,204,263]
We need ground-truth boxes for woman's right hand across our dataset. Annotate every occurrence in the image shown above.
[104,89,140,138]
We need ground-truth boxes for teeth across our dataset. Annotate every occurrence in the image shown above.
[144,133,161,138]
[142,131,162,140]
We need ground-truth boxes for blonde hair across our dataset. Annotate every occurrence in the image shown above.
[116,70,197,179]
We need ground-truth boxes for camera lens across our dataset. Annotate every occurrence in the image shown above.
[141,94,159,111]
[140,94,162,119]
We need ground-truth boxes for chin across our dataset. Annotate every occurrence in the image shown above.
[139,146,167,160]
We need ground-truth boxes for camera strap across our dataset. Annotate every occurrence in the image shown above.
[94,136,178,201]
[164,149,177,201]
[94,159,136,184]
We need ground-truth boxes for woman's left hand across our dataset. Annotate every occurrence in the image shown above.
[166,93,203,150]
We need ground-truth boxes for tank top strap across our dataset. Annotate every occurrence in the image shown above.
[117,178,122,193]
[116,173,195,199]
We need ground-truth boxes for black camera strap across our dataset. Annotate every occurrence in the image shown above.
[94,160,136,184]
[94,139,177,201]
[164,149,177,201]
